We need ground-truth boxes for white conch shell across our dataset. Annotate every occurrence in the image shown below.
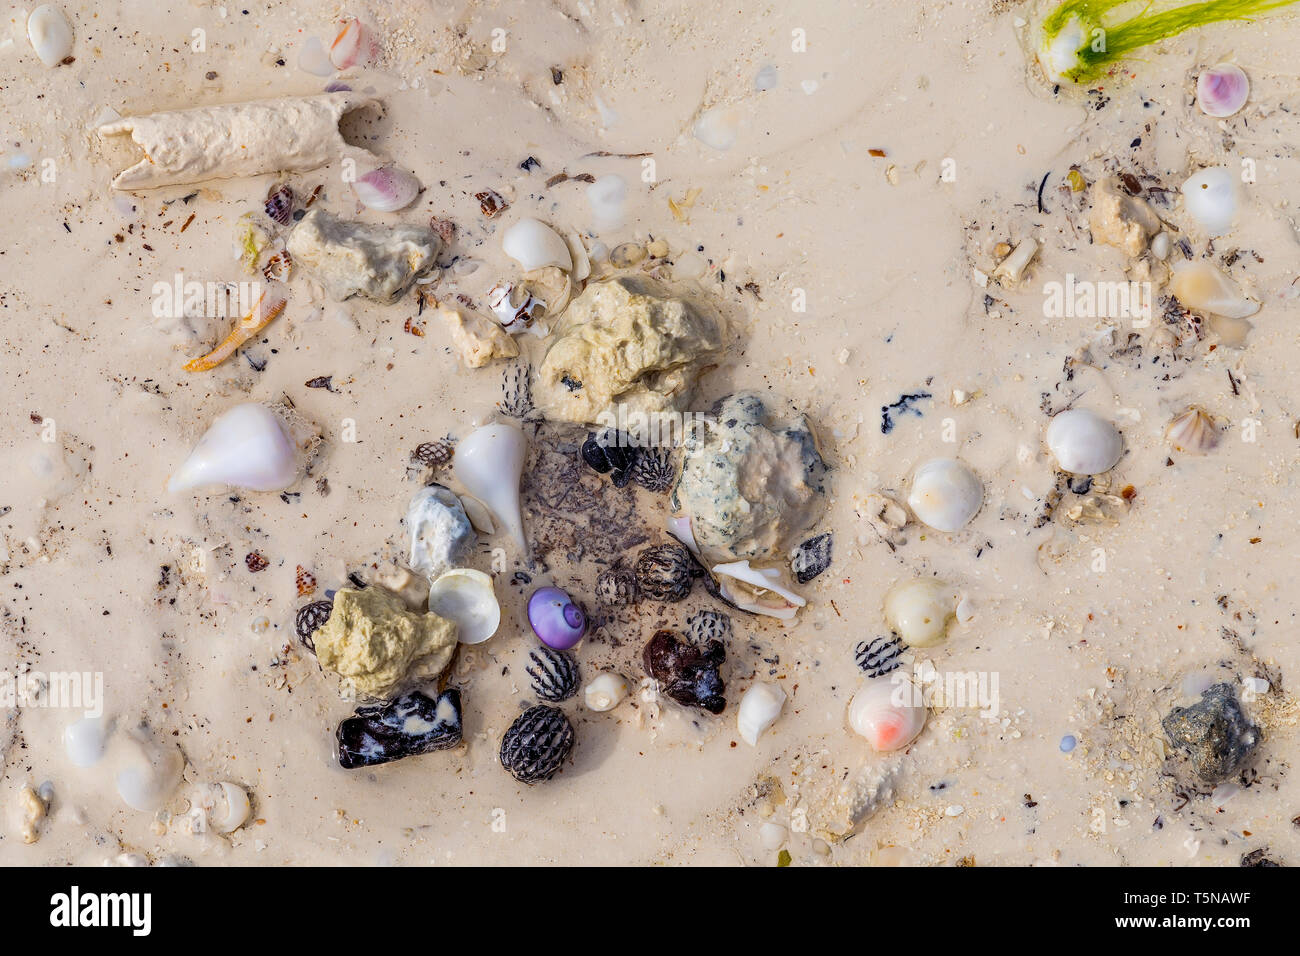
[737,682,787,745]
[848,679,926,752]
[502,218,572,272]
[167,403,299,493]
[427,568,501,645]
[712,560,806,621]
[453,422,527,550]
[192,781,251,833]
[1169,261,1259,319]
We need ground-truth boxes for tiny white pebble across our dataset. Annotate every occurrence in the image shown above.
[946,805,965,816]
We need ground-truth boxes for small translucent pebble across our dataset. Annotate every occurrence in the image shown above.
[693,106,741,151]
[298,36,334,77]
[759,821,787,850]
[1060,734,1077,753]
[584,672,629,712]
[115,735,183,812]
[64,716,110,768]
[1196,63,1249,118]
[586,175,627,232]
[27,5,73,68]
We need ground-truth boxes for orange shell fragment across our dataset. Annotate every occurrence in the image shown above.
[183,289,287,372]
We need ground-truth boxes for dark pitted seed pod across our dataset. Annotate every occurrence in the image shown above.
[500,705,575,783]
[630,447,676,493]
[295,600,333,651]
[854,635,905,679]
[635,543,693,602]
[526,647,580,702]
[595,567,638,606]
[412,440,454,469]
[687,609,732,645]
[790,533,833,584]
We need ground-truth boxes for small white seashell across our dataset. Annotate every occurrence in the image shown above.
[352,165,420,212]
[848,679,926,752]
[427,568,500,645]
[1150,232,1171,259]
[458,494,496,534]
[1165,406,1220,454]
[693,106,741,150]
[1197,64,1249,118]
[64,716,111,768]
[297,36,334,77]
[329,17,379,70]
[883,578,954,648]
[502,218,572,272]
[1181,167,1237,236]
[565,229,592,282]
[1169,260,1259,319]
[406,485,475,579]
[115,733,183,812]
[192,781,251,833]
[759,821,786,850]
[584,672,629,712]
[737,682,787,746]
[1045,408,1123,475]
[167,403,299,494]
[712,560,806,621]
[907,457,982,532]
[454,422,528,551]
[27,5,73,68]
[586,175,627,232]
[666,514,700,554]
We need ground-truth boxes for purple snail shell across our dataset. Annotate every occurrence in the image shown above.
[528,586,587,649]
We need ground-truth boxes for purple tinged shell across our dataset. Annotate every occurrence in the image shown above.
[1196,64,1249,119]
[528,586,587,649]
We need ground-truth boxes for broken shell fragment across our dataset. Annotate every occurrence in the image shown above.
[1045,408,1124,476]
[352,165,421,212]
[28,5,73,68]
[737,682,787,746]
[907,458,982,532]
[192,781,251,834]
[993,237,1039,283]
[329,17,379,70]
[883,579,953,648]
[454,422,528,551]
[712,560,806,621]
[584,672,629,712]
[487,281,546,333]
[427,568,500,645]
[1166,406,1220,454]
[848,680,926,752]
[1181,167,1237,236]
[183,285,288,372]
[503,218,572,272]
[167,403,299,494]
[1197,64,1249,118]
[1169,261,1259,319]
[406,484,476,579]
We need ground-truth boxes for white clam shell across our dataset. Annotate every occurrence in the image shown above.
[427,568,500,645]
[712,560,806,621]
[1181,167,1237,236]
[458,494,496,534]
[883,579,953,648]
[1169,260,1259,319]
[64,715,111,768]
[352,165,421,212]
[406,485,475,579]
[454,422,528,551]
[1045,408,1123,475]
[167,403,299,494]
[502,218,572,272]
[907,457,982,532]
[737,682,787,746]
[1166,407,1220,454]
[584,672,629,712]
[192,781,251,833]
[28,5,73,68]
[848,679,926,752]
[115,734,183,812]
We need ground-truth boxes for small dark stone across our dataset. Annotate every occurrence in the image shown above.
[643,629,726,714]
[635,543,693,602]
[790,532,832,583]
[854,635,904,678]
[1240,848,1282,867]
[337,689,463,769]
[581,429,638,476]
[1162,683,1260,784]
[686,609,731,645]
[500,705,575,783]
[294,600,333,651]
[526,647,580,702]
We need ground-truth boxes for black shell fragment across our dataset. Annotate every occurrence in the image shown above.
[500,705,575,783]
[295,600,333,651]
[790,532,833,584]
[581,429,639,480]
[336,688,463,769]
[854,635,905,679]
[643,629,726,714]
[526,646,580,702]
